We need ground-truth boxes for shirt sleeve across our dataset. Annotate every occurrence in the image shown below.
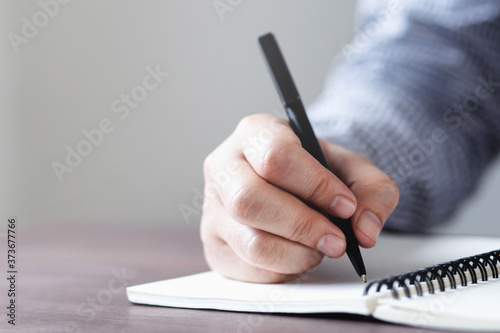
[309,0,500,232]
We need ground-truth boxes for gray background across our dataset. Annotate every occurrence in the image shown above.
[1,0,499,236]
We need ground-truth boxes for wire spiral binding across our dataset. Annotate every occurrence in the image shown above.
[364,249,500,299]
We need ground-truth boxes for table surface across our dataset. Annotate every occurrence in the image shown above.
[1,222,462,333]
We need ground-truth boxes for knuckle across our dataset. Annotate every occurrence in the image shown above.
[202,155,221,201]
[303,172,332,203]
[199,209,216,246]
[303,251,324,271]
[237,115,256,130]
[384,177,400,207]
[199,226,210,247]
[230,185,263,222]
[237,114,274,131]
[245,233,283,268]
[203,153,215,179]
[378,175,399,196]
[369,175,400,209]
[259,143,292,180]
[355,153,376,166]
[286,213,314,243]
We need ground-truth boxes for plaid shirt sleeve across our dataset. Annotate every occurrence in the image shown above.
[309,0,500,231]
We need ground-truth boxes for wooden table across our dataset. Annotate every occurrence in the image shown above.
[2,222,454,333]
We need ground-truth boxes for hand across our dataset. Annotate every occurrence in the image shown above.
[200,114,399,283]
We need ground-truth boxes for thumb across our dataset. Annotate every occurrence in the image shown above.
[320,140,400,248]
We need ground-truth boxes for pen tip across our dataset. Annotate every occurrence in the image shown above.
[361,274,367,283]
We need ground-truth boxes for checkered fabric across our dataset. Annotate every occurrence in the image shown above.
[309,0,500,231]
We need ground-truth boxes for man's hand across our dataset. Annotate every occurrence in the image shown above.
[200,114,399,283]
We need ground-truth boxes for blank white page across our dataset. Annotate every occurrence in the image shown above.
[373,278,500,331]
[127,271,371,314]
[127,234,500,316]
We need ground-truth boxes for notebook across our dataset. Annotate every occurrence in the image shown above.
[127,234,500,331]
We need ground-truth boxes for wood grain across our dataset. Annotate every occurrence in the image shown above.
[1,222,450,333]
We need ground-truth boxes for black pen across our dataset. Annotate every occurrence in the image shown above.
[258,32,367,282]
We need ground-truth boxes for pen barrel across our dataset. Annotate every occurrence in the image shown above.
[286,100,366,277]
[285,100,328,168]
[259,32,366,279]
[329,213,366,277]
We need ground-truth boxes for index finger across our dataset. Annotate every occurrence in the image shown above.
[237,116,357,219]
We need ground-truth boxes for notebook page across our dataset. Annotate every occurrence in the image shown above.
[127,271,372,314]
[373,278,500,331]
[127,234,500,316]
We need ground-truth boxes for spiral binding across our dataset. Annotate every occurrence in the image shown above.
[364,249,500,299]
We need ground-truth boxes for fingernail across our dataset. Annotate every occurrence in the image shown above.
[357,210,382,243]
[316,234,346,258]
[329,196,356,218]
